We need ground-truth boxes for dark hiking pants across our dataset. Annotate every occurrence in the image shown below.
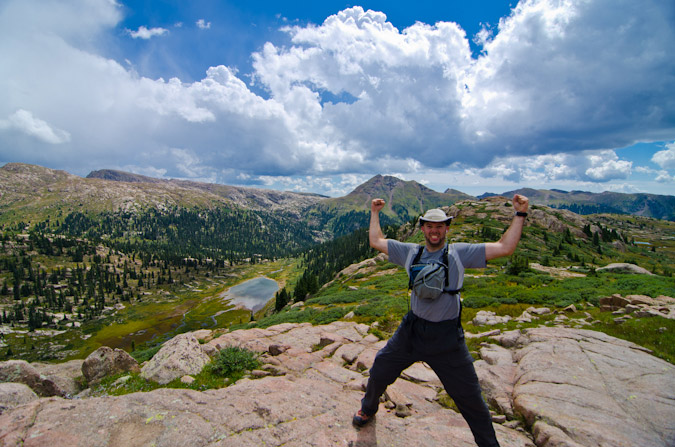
[360,312,500,447]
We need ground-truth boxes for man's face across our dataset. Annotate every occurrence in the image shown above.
[421,221,449,250]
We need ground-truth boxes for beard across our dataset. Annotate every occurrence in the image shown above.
[423,233,446,251]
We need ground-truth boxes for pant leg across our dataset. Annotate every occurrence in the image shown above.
[360,320,417,416]
[427,348,500,447]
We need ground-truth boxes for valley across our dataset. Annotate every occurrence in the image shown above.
[0,163,674,367]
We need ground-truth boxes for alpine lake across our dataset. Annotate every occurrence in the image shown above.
[6,259,294,363]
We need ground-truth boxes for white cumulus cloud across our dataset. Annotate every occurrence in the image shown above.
[0,109,71,144]
[652,142,675,170]
[475,150,632,184]
[127,25,168,39]
[196,19,211,30]
[0,0,673,195]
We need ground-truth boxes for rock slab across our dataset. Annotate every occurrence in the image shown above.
[1,322,674,447]
[477,327,675,447]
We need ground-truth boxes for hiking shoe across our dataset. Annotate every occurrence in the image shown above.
[352,410,372,427]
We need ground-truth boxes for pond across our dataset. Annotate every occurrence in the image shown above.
[94,276,280,353]
[220,276,280,311]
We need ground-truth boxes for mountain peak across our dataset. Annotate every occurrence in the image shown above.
[349,175,415,196]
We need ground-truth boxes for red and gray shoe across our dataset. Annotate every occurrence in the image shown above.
[352,410,372,427]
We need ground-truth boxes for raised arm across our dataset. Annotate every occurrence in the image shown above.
[485,194,529,261]
[369,198,389,255]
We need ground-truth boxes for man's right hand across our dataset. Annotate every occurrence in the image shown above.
[371,198,386,213]
[369,198,388,254]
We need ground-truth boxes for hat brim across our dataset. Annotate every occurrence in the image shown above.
[419,216,453,224]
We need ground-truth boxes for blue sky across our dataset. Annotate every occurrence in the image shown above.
[111,1,515,82]
[1,0,674,197]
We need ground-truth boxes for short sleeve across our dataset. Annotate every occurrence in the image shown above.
[387,240,418,268]
[453,242,486,268]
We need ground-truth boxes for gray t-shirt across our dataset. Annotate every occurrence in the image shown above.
[388,240,486,322]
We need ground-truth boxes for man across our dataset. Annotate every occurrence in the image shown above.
[353,194,530,447]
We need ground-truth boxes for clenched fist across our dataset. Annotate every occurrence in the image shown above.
[512,194,529,213]
[371,198,386,213]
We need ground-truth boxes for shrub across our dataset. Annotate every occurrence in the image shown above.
[310,307,352,325]
[612,275,675,297]
[131,344,163,364]
[463,295,499,308]
[208,346,260,378]
[248,308,318,328]
[306,288,373,305]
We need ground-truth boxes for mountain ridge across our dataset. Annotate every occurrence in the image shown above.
[480,187,675,220]
[2,163,674,227]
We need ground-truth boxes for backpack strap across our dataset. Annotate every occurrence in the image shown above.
[442,245,449,288]
[445,244,464,294]
[407,245,425,290]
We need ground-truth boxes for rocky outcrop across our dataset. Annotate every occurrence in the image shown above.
[82,347,140,385]
[1,321,674,447]
[31,360,84,397]
[448,198,589,238]
[596,263,654,275]
[0,360,65,397]
[472,310,512,326]
[475,327,675,447]
[599,293,675,319]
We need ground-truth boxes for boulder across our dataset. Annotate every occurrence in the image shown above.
[514,311,533,323]
[598,294,675,320]
[82,347,140,385]
[32,359,85,397]
[0,360,63,397]
[0,382,38,414]
[526,307,551,315]
[599,294,631,311]
[596,263,654,275]
[141,333,211,385]
[563,304,577,313]
[472,310,511,326]
[626,294,658,306]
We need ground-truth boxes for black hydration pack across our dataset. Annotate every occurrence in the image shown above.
[407,245,462,300]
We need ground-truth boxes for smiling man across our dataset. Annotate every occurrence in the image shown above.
[353,195,529,447]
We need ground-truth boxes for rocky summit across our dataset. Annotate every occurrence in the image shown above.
[0,320,674,447]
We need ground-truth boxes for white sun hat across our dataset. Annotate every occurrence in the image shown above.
[419,208,453,224]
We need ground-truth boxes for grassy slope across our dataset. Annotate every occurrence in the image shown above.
[249,200,675,364]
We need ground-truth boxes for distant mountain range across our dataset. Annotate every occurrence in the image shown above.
[479,188,675,221]
[1,164,674,237]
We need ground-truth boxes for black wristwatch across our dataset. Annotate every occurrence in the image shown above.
[515,211,528,218]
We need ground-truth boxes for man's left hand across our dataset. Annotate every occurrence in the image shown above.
[513,194,529,213]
